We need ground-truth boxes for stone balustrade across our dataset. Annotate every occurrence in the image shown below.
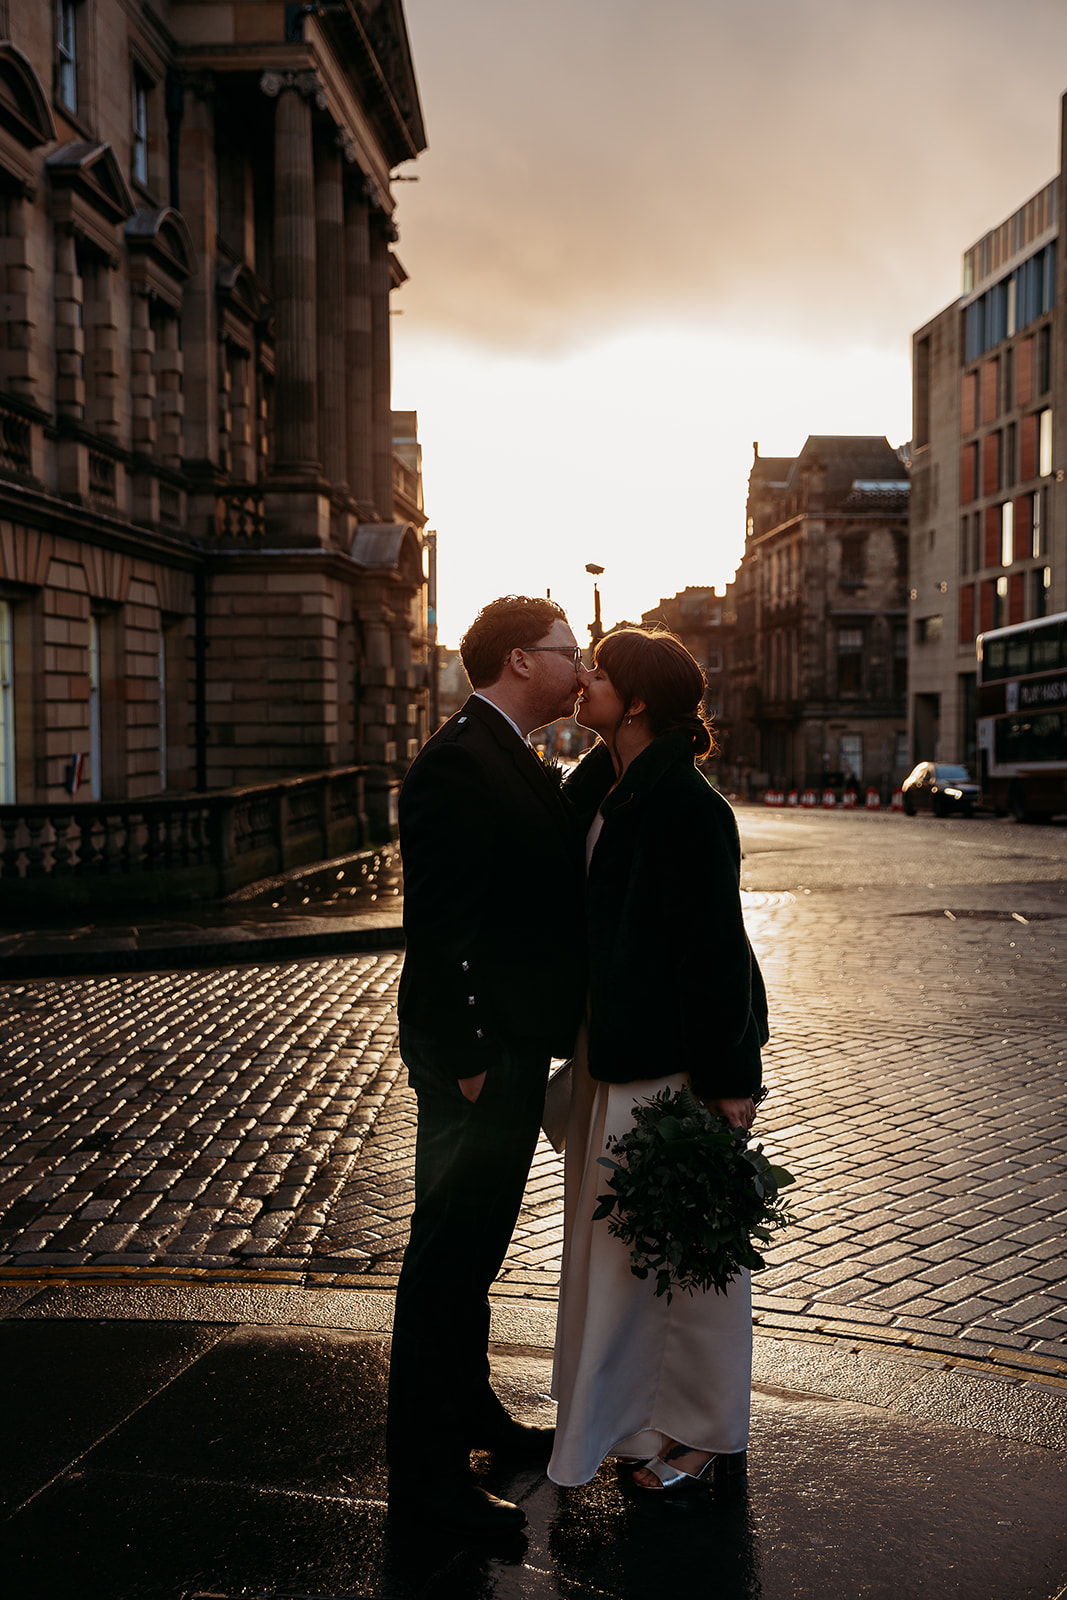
[0,764,398,915]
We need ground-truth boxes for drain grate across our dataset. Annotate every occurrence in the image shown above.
[895,908,1065,923]
[185,1591,378,1599]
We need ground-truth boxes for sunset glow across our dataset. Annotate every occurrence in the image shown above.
[393,0,1067,645]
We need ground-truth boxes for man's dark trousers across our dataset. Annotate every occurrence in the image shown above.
[386,1022,549,1480]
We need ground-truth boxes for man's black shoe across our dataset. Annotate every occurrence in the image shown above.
[388,1474,527,1537]
[470,1418,555,1466]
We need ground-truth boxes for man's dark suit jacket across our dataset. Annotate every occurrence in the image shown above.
[397,694,585,1072]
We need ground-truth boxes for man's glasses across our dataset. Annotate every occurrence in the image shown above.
[523,646,584,669]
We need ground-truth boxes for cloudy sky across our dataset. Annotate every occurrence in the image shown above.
[390,0,1067,646]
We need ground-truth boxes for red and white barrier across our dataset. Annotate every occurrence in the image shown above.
[890,789,904,811]
[865,787,880,809]
[786,789,798,807]
[822,789,836,808]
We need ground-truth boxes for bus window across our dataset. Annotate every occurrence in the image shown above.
[997,709,1067,762]
[1006,636,1030,675]
[1033,711,1067,761]
[1032,620,1062,670]
[984,639,1007,680]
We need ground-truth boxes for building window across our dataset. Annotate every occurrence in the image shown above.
[916,615,944,645]
[1033,566,1050,618]
[158,632,167,790]
[88,612,102,801]
[1004,421,1016,488]
[0,599,13,804]
[837,626,864,694]
[839,733,863,784]
[994,575,1008,628]
[1038,322,1052,395]
[982,430,1002,496]
[57,0,79,113]
[958,585,975,648]
[839,536,866,588]
[1033,488,1043,559]
[1039,408,1053,477]
[893,625,908,696]
[895,731,908,776]
[1002,345,1014,411]
[960,442,978,503]
[980,357,999,425]
[959,673,977,767]
[961,370,977,433]
[1016,336,1034,407]
[914,335,930,447]
[132,70,150,187]
[1000,501,1014,567]
[706,648,722,673]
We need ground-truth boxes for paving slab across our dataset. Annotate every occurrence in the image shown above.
[2,1315,1065,1600]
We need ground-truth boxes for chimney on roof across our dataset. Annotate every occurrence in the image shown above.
[753,441,759,461]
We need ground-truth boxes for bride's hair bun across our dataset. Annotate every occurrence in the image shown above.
[593,628,717,760]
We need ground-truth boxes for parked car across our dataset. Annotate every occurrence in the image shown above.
[901,762,980,818]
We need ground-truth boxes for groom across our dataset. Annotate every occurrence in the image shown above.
[387,596,586,1535]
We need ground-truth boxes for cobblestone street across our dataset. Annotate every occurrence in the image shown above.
[2,811,1066,1380]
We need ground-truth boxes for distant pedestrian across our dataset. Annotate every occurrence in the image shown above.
[387,595,586,1536]
[549,626,769,1496]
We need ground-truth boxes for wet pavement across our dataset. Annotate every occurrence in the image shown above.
[4,1306,1066,1600]
[1,809,1067,1595]
[0,846,404,976]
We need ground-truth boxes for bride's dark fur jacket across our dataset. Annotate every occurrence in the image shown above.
[563,730,768,1102]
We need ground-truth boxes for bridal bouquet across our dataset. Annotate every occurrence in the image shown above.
[594,1083,796,1301]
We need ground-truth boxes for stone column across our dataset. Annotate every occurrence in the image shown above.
[344,181,374,510]
[370,222,394,519]
[0,193,36,402]
[178,74,219,472]
[54,226,88,500]
[316,140,347,493]
[84,259,121,440]
[155,309,184,473]
[130,288,158,524]
[391,621,419,762]
[228,343,254,482]
[217,339,232,476]
[53,228,84,422]
[271,77,319,478]
[360,613,397,765]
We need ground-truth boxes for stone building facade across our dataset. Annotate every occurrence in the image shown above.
[640,585,731,773]
[909,90,1066,768]
[727,436,910,797]
[0,0,428,809]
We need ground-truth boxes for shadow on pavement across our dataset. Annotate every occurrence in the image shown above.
[3,1319,1065,1599]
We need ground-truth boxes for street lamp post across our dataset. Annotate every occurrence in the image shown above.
[425,529,438,731]
[586,562,605,651]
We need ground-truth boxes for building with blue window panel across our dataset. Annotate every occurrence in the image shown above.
[909,93,1066,773]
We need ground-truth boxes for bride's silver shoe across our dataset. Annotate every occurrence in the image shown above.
[631,1444,747,1500]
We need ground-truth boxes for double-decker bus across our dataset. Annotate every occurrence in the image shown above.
[976,609,1067,821]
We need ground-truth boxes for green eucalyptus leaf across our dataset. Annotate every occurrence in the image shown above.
[592,1081,797,1299]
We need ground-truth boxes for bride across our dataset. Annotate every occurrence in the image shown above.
[548,627,769,1497]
